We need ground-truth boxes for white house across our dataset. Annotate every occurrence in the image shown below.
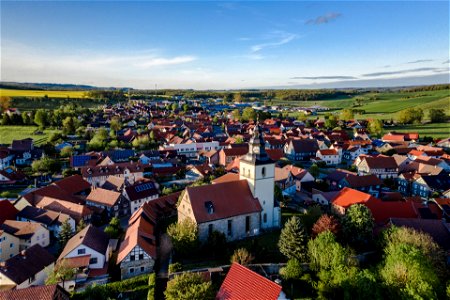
[0,220,50,251]
[0,231,20,262]
[123,180,159,214]
[315,149,341,165]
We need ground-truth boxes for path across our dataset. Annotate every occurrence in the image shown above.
[157,233,173,279]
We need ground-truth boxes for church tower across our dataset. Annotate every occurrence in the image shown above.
[239,122,280,229]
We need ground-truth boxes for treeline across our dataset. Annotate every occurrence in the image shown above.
[402,84,450,92]
[0,82,100,91]
[86,90,127,102]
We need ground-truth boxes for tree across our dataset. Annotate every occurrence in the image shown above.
[429,108,447,123]
[171,103,179,111]
[205,230,227,259]
[233,93,242,103]
[21,112,31,125]
[300,205,323,233]
[230,248,254,266]
[0,96,11,112]
[232,109,241,121]
[308,163,320,179]
[342,204,374,247]
[324,114,338,129]
[279,258,303,281]
[62,116,78,135]
[34,109,48,128]
[312,214,341,238]
[167,219,198,256]
[45,259,75,289]
[76,219,87,233]
[32,157,61,174]
[110,117,121,134]
[1,113,11,125]
[58,219,74,252]
[60,146,74,158]
[278,216,308,261]
[104,217,122,238]
[367,119,383,137]
[182,103,189,112]
[340,109,354,121]
[397,108,424,124]
[164,272,214,300]
[241,107,256,122]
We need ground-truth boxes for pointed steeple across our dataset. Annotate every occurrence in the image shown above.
[242,121,272,164]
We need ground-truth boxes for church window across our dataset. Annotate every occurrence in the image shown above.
[245,216,250,234]
[247,169,250,177]
[263,213,267,223]
[208,224,213,236]
[227,220,233,236]
[262,167,266,177]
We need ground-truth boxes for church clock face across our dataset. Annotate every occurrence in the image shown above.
[253,146,259,153]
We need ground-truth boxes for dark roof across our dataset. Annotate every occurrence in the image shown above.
[125,181,159,201]
[10,138,33,152]
[17,206,69,226]
[327,169,357,183]
[0,284,69,300]
[102,149,136,162]
[390,218,450,250]
[59,225,109,259]
[0,200,18,225]
[342,174,383,188]
[186,180,262,224]
[290,139,319,153]
[0,245,55,285]
[420,174,450,191]
[363,156,398,169]
[52,175,91,195]
[0,220,45,240]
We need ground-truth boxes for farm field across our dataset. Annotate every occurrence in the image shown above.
[0,88,87,98]
[383,123,450,139]
[0,126,60,145]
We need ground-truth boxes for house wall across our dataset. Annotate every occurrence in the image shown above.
[0,232,20,262]
[19,225,50,251]
[0,273,18,290]
[129,194,159,214]
[197,213,260,242]
[65,245,106,269]
[119,246,155,280]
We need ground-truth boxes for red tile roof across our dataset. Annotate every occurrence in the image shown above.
[0,200,18,225]
[332,187,377,209]
[364,199,419,224]
[186,180,262,224]
[212,173,240,184]
[216,263,282,300]
[86,188,121,207]
[0,284,69,300]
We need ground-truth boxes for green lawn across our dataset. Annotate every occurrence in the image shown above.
[383,123,450,139]
[0,126,60,145]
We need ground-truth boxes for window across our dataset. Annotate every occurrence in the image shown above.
[129,268,134,274]
[262,167,266,177]
[208,224,213,236]
[141,266,145,272]
[263,213,267,223]
[10,243,13,248]
[227,220,233,236]
[245,216,250,234]
[139,254,144,260]
[78,248,86,255]
[89,257,98,265]
[130,255,135,261]
[28,275,35,283]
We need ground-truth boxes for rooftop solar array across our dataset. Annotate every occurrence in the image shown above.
[135,182,155,192]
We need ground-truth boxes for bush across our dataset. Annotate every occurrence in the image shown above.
[169,262,183,274]
[147,273,156,300]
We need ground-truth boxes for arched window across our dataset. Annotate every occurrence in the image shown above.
[262,167,266,177]
[242,167,246,176]
[247,169,250,177]
[263,213,267,223]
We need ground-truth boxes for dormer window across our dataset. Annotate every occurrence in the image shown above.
[204,201,214,214]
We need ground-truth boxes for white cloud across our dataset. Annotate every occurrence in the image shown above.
[250,31,298,53]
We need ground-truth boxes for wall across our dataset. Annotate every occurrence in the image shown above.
[0,232,20,262]
[197,213,260,242]
[65,246,106,269]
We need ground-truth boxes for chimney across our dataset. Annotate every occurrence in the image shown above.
[21,250,27,259]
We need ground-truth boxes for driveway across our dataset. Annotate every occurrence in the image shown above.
[157,233,173,279]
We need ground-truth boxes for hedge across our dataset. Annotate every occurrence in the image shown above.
[147,273,156,300]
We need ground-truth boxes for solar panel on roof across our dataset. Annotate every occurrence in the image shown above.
[135,183,155,192]
[5,168,13,174]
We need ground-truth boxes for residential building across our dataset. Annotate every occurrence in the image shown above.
[0,245,55,290]
[0,230,20,262]
[0,220,50,251]
[86,188,128,217]
[0,284,70,300]
[16,206,75,237]
[124,180,159,213]
[284,139,319,161]
[315,148,341,165]
[357,155,398,179]
[81,162,145,187]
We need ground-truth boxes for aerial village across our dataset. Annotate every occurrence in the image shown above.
[0,97,449,299]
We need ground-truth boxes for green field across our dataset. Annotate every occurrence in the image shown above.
[0,126,60,145]
[0,88,87,98]
[383,123,450,139]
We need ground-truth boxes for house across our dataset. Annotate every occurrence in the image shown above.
[356,155,398,179]
[331,187,378,215]
[34,197,92,224]
[397,172,416,195]
[185,164,213,182]
[101,175,125,192]
[274,165,314,195]
[311,189,339,206]
[411,174,450,198]
[86,188,127,218]
[81,162,145,187]
[0,167,27,186]
[10,138,44,166]
[116,206,157,280]
[0,148,14,170]
[0,230,20,262]
[0,245,55,290]
[58,225,111,275]
[219,147,248,166]
[124,180,159,214]
[16,206,75,237]
[0,284,70,300]
[216,263,284,300]
[382,132,419,142]
[315,149,341,165]
[0,220,50,251]
[338,174,383,197]
[284,139,319,161]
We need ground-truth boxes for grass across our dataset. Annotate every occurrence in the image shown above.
[383,123,450,139]
[0,88,87,98]
[0,125,60,145]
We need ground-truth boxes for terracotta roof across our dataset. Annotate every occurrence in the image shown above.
[265,149,284,161]
[216,263,282,300]
[1,220,46,240]
[0,200,18,225]
[364,199,419,224]
[0,245,55,285]
[101,175,125,191]
[36,197,92,223]
[0,284,69,300]
[86,188,121,207]
[222,147,248,157]
[318,149,338,156]
[81,161,144,178]
[332,187,377,209]
[52,175,91,195]
[59,225,109,261]
[363,156,398,169]
[186,180,262,224]
[212,173,240,184]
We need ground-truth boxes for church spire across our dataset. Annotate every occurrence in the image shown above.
[242,120,272,163]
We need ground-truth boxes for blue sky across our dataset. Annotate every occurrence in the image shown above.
[1,1,449,89]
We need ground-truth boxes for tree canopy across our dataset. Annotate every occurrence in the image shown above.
[278,216,308,261]
[164,272,214,300]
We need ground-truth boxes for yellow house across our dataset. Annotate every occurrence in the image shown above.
[0,231,20,262]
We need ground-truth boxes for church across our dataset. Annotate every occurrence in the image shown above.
[177,123,281,242]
